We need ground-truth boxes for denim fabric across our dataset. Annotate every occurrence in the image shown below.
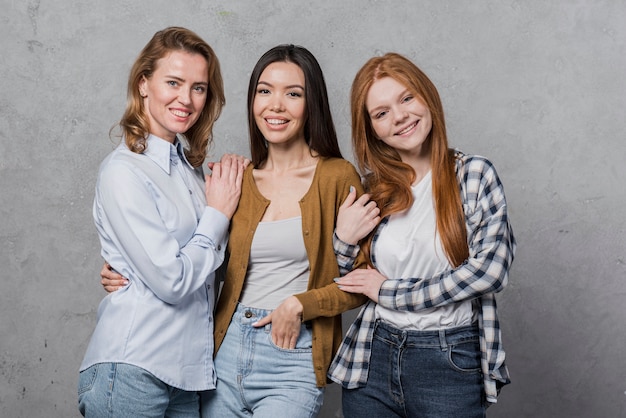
[78,363,199,418]
[342,322,485,418]
[200,304,324,418]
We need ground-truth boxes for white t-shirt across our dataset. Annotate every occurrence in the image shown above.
[374,171,474,330]
[239,216,309,310]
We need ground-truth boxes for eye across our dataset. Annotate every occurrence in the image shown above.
[256,88,270,95]
[193,85,207,94]
[167,80,178,87]
[402,95,413,103]
[287,91,302,98]
[373,110,387,119]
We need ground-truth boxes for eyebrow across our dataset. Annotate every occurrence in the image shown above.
[166,75,208,86]
[257,80,304,90]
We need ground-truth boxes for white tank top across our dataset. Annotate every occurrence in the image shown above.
[374,171,474,330]
[239,217,310,310]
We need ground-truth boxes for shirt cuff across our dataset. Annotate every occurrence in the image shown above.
[332,231,360,258]
[195,206,229,252]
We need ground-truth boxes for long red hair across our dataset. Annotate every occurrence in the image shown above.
[351,53,468,267]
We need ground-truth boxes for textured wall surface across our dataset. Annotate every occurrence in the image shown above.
[1,1,625,417]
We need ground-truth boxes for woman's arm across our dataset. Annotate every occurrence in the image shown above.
[332,186,380,275]
[337,157,516,310]
[295,163,373,320]
[96,156,242,304]
[99,154,247,295]
[378,157,515,310]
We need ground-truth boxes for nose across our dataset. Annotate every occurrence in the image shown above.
[178,88,192,105]
[270,96,284,112]
[393,108,409,123]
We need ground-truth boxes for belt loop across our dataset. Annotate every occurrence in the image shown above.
[439,329,448,351]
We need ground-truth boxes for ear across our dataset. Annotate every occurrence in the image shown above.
[138,76,148,98]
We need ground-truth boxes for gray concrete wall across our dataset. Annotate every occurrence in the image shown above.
[1,1,624,417]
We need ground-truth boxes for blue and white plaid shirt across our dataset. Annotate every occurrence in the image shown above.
[329,151,516,404]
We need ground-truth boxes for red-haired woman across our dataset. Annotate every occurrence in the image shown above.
[329,53,516,418]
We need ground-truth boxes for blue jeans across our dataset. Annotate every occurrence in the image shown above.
[78,363,199,417]
[342,321,485,418]
[200,304,324,417]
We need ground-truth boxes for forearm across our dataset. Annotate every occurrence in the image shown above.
[295,283,367,322]
[378,205,515,312]
[333,232,360,275]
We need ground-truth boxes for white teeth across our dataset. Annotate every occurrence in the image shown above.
[266,119,287,125]
[172,110,190,117]
[397,122,417,135]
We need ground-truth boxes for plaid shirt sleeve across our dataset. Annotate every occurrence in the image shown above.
[333,231,361,276]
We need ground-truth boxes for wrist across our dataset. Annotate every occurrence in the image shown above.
[335,229,358,245]
[286,296,304,319]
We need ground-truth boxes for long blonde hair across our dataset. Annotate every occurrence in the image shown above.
[118,27,225,167]
[351,53,468,267]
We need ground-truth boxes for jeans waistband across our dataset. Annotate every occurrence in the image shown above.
[234,303,272,324]
[234,302,313,330]
[374,320,479,349]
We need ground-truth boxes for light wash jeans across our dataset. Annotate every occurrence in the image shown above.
[342,321,485,418]
[200,303,324,418]
[78,363,199,418]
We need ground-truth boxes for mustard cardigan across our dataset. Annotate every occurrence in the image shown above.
[213,157,368,387]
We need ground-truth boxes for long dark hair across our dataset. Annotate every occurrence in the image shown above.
[247,44,342,167]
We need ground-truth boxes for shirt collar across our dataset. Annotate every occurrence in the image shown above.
[143,134,195,174]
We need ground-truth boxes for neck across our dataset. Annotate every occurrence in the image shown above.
[400,153,430,185]
[263,141,317,172]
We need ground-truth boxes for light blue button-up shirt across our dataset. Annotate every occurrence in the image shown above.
[80,134,228,391]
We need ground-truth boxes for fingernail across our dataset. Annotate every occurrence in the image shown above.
[349,186,355,193]
[333,278,340,282]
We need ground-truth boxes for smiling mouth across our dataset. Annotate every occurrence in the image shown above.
[171,109,191,118]
[266,118,288,125]
[396,121,418,136]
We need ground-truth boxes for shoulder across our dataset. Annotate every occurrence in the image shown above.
[99,147,135,174]
[97,147,150,190]
[454,150,500,183]
[318,157,360,177]
[454,149,507,207]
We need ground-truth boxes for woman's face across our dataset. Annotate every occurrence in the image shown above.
[139,50,209,142]
[253,61,307,147]
[366,76,432,161]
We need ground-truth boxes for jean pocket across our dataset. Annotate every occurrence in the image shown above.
[78,364,99,395]
[447,339,481,373]
[267,327,313,353]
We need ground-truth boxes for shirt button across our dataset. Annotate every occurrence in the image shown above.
[217,244,221,251]
[244,310,253,318]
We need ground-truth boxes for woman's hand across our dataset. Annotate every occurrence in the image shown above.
[252,296,303,349]
[335,266,386,303]
[205,154,247,219]
[101,262,128,293]
[206,153,250,171]
[335,186,381,244]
